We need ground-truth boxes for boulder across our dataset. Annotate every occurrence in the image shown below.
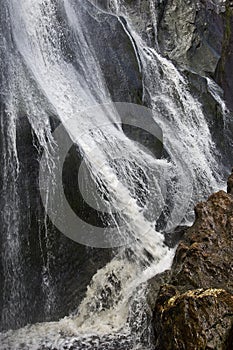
[149,172,233,349]
[170,189,233,294]
[154,288,233,350]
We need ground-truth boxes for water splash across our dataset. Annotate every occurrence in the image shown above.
[0,0,227,348]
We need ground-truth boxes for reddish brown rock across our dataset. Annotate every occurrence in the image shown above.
[171,189,233,294]
[149,172,233,349]
[154,288,233,350]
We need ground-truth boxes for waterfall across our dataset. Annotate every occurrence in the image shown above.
[0,0,227,349]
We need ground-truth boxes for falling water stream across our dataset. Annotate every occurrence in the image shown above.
[0,0,227,349]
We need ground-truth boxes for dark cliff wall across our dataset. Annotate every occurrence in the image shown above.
[156,0,233,171]
[216,1,233,111]
[157,0,233,113]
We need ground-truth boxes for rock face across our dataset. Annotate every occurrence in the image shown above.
[149,171,233,349]
[170,189,233,293]
[154,288,233,350]
[158,0,226,75]
[216,2,233,111]
[157,0,233,111]
[0,115,113,331]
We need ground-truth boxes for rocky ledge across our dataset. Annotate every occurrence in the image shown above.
[149,170,233,350]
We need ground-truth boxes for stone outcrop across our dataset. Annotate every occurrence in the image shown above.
[156,0,233,111]
[154,288,233,350]
[149,170,233,349]
[216,2,233,111]
[158,0,226,75]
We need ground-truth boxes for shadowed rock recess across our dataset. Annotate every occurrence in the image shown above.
[148,171,233,350]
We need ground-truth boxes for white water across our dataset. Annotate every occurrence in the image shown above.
[206,77,229,125]
[0,0,225,349]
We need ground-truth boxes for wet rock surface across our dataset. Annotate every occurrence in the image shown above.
[149,171,233,349]
[156,0,233,111]
[158,0,226,74]
[216,2,233,111]
[0,115,113,331]
[154,288,233,350]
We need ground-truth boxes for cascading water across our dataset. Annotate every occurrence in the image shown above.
[0,0,228,349]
